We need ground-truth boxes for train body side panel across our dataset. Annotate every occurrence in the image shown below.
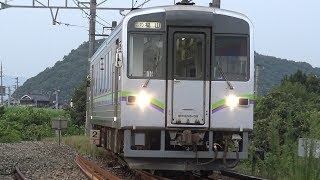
[210,81,254,130]
[120,79,166,129]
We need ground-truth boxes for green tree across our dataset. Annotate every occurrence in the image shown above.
[69,79,87,126]
[249,70,320,178]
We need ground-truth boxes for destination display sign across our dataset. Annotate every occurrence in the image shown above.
[134,21,161,29]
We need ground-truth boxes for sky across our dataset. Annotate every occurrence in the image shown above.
[0,0,319,79]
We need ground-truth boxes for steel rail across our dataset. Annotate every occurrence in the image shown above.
[111,154,168,179]
[133,169,170,180]
[220,170,266,180]
[13,166,26,180]
[76,156,121,180]
[102,150,170,180]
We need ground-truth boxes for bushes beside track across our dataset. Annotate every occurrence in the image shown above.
[60,136,106,156]
[0,106,84,143]
[238,70,320,179]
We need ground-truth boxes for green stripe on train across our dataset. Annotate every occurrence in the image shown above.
[211,94,255,109]
[93,91,165,109]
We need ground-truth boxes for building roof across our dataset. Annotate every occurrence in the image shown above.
[20,94,50,102]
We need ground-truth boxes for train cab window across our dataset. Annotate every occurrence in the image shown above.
[129,34,164,78]
[214,36,249,81]
[174,33,204,79]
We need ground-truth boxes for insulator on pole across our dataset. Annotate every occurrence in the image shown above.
[210,0,220,8]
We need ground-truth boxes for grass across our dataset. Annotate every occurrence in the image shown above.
[44,135,107,157]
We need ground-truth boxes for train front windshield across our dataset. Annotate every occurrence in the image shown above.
[174,33,204,80]
[128,34,249,81]
[128,34,165,78]
[214,36,249,81]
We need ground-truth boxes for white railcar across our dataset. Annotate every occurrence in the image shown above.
[90,3,254,172]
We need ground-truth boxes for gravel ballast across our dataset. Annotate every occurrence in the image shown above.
[0,141,87,179]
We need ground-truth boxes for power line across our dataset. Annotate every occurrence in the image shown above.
[55,21,103,33]
[135,0,152,8]
[0,1,132,10]
[56,21,88,29]
[132,0,138,8]
[71,0,109,27]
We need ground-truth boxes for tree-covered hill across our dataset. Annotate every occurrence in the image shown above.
[15,39,104,103]
[256,53,320,95]
[15,40,320,102]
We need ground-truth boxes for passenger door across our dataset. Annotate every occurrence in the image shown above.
[166,27,211,128]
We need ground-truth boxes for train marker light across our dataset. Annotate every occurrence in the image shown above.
[127,95,137,104]
[226,94,239,110]
[239,98,249,106]
[137,90,151,110]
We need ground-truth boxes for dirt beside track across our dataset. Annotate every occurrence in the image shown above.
[0,141,87,180]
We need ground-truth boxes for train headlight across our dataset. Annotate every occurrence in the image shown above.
[137,91,151,110]
[226,94,239,110]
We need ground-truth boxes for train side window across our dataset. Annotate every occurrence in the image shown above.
[103,58,106,93]
[101,58,104,93]
[105,54,110,92]
[103,57,108,92]
[95,63,98,95]
[97,62,100,95]
[128,34,164,78]
[103,56,106,93]
[92,65,95,96]
[108,52,112,91]
[214,36,249,81]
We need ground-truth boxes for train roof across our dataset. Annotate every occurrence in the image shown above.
[124,5,252,24]
[91,5,253,62]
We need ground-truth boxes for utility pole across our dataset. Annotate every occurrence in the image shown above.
[88,0,96,59]
[86,0,96,135]
[54,89,60,109]
[14,77,19,101]
[0,62,3,105]
[15,77,19,89]
[13,85,17,105]
[255,64,261,97]
[7,86,11,106]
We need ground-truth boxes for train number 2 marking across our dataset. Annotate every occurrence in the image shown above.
[90,130,100,145]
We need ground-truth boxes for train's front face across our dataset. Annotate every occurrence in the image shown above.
[122,6,253,130]
[121,6,253,165]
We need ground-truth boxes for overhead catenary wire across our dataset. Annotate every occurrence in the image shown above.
[72,0,111,26]
[135,0,152,8]
[50,0,154,34]
[120,0,153,17]
[55,21,102,33]
[91,0,112,26]
[74,0,153,26]
[132,0,138,8]
[70,0,154,34]
[56,21,88,29]
[71,0,108,27]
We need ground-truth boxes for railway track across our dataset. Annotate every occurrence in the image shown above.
[76,155,169,180]
[76,156,121,180]
[13,166,26,180]
[76,155,265,180]
[219,170,266,180]
[205,170,266,180]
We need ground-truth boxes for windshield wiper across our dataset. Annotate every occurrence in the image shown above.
[216,62,234,90]
[142,78,151,88]
[142,51,161,88]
